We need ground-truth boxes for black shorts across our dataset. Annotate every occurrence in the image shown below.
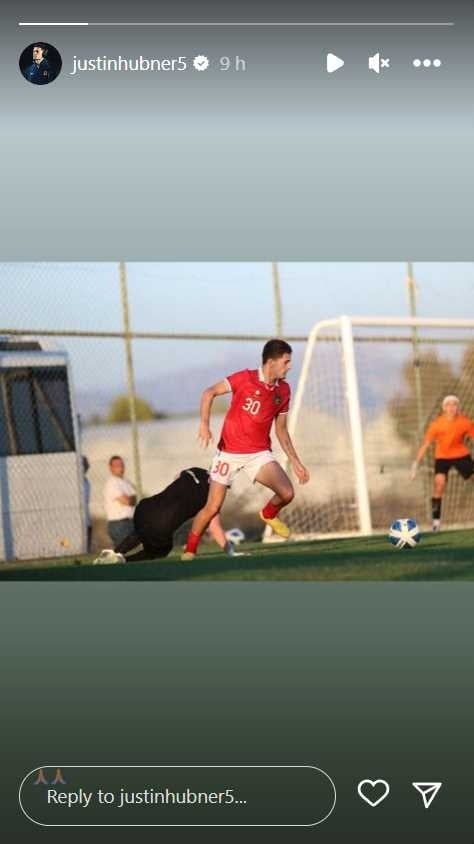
[434,455,474,479]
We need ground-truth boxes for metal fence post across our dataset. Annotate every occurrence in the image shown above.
[119,261,143,499]
[272,262,283,337]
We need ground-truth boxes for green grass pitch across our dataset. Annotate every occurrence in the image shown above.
[1,529,474,581]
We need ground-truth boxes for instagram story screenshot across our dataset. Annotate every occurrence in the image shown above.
[0,1,473,841]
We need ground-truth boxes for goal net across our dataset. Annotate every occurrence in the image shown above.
[276,317,474,539]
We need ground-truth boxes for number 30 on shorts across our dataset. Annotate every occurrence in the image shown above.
[214,459,230,477]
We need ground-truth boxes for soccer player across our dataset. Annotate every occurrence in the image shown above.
[411,395,474,531]
[94,467,233,564]
[181,339,310,560]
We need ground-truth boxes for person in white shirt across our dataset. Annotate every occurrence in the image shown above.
[103,455,136,545]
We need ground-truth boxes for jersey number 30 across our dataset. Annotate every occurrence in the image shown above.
[242,397,261,415]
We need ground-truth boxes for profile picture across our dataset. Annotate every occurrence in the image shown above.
[19,42,62,85]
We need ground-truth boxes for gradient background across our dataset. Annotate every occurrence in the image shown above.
[1,586,473,841]
[2,1,474,841]
[2,0,473,258]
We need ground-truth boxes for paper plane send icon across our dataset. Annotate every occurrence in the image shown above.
[412,782,442,809]
[326,53,344,73]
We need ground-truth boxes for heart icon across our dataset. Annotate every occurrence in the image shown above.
[357,779,390,807]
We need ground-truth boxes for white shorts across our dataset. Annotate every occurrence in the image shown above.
[209,449,276,487]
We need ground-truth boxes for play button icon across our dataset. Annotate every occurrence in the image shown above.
[326,53,345,73]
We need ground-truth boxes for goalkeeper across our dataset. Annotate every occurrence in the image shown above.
[94,467,234,563]
[410,395,474,531]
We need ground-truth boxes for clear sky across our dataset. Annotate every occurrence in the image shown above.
[1,262,473,393]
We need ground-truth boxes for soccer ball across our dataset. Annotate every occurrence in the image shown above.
[388,518,421,549]
[225,527,245,546]
[92,549,126,565]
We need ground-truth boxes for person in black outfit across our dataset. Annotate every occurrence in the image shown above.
[100,467,235,562]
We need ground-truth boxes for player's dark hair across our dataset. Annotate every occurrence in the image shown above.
[33,43,48,56]
[262,339,292,363]
[109,454,123,466]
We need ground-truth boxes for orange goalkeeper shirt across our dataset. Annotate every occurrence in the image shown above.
[424,414,474,459]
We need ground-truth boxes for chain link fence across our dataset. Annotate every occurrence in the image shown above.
[1,262,473,559]
[0,263,306,557]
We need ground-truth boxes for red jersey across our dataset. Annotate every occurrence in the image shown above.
[218,369,290,454]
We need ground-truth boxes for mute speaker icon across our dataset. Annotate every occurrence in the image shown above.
[369,52,390,73]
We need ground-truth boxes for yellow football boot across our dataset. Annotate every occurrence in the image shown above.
[259,510,290,539]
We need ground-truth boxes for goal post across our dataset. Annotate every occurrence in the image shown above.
[273,316,474,540]
[340,316,372,535]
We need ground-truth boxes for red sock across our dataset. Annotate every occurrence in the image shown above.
[185,531,201,553]
[262,502,282,520]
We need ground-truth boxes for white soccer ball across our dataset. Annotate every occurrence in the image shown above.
[225,527,246,546]
[93,549,126,565]
[388,518,421,550]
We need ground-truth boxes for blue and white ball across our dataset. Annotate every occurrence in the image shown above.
[225,527,246,546]
[388,518,421,549]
